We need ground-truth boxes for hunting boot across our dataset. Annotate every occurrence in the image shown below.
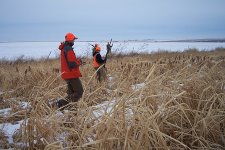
[56,98,69,111]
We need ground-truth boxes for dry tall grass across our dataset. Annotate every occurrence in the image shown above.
[0,49,224,149]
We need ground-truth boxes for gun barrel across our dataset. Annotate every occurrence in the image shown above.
[88,43,95,47]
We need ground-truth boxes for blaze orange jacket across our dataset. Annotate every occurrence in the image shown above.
[93,52,105,68]
[59,42,82,79]
[93,54,101,68]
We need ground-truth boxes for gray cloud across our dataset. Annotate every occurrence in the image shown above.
[0,0,225,41]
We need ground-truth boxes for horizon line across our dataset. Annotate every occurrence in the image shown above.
[1,37,225,43]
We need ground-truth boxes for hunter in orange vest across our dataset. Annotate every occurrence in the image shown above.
[57,32,84,110]
[92,43,107,82]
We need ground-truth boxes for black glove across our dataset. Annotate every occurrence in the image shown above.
[78,58,86,65]
[68,61,77,69]
[78,58,83,65]
[107,43,112,51]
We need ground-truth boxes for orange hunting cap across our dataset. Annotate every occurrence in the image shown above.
[65,32,78,41]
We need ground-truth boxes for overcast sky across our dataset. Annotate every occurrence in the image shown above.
[0,0,225,41]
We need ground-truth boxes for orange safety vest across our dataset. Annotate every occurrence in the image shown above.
[93,53,101,68]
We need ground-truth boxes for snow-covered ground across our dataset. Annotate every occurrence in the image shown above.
[0,80,144,147]
[0,41,225,60]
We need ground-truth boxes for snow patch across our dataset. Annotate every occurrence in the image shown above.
[0,108,12,117]
[0,120,24,144]
[92,99,116,118]
[19,101,31,109]
[132,83,145,90]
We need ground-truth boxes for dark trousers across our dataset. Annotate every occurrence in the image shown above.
[95,67,107,82]
[66,78,84,102]
[57,78,83,108]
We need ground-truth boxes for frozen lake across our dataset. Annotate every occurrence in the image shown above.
[0,41,225,60]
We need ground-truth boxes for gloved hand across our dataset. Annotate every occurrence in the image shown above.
[78,58,82,65]
[106,42,112,51]
[58,42,64,50]
[68,61,77,69]
[106,42,113,53]
[77,58,86,65]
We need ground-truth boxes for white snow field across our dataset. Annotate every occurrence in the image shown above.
[0,40,225,60]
